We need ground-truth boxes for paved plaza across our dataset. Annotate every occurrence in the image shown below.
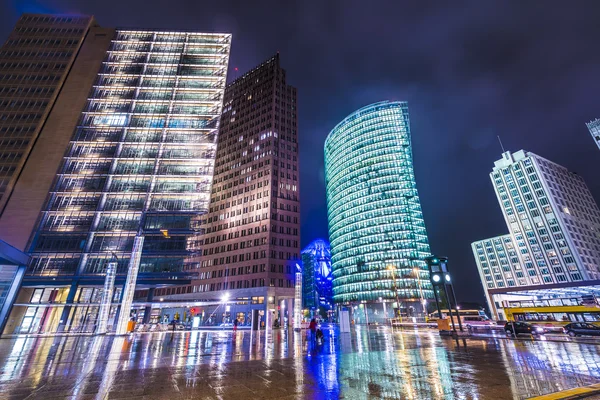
[0,326,599,399]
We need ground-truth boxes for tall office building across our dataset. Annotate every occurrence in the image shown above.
[473,150,600,319]
[586,119,600,151]
[3,28,231,335]
[0,14,111,251]
[162,54,300,325]
[324,101,433,321]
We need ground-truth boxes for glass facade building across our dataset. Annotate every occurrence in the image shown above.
[324,101,433,314]
[4,29,231,334]
[301,239,333,314]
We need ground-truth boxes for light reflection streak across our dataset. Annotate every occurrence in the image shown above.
[0,337,29,383]
[293,330,303,394]
[0,327,599,399]
[96,337,126,399]
[71,336,103,398]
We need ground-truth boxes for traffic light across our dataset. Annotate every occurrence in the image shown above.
[426,256,448,287]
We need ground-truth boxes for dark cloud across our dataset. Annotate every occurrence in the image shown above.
[2,0,600,303]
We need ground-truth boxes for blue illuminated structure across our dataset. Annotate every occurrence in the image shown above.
[301,239,333,313]
[324,101,433,319]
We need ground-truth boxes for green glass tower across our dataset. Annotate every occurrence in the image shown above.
[324,101,432,319]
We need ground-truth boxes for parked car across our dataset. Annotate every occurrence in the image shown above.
[463,316,495,328]
[504,321,541,336]
[563,323,600,337]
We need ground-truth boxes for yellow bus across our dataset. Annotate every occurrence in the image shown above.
[503,297,600,330]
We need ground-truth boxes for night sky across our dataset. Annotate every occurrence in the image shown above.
[2,1,600,304]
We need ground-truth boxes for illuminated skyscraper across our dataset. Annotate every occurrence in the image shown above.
[3,28,231,334]
[586,118,600,151]
[163,55,300,327]
[324,101,432,319]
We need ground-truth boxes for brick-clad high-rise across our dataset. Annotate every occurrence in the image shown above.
[167,54,300,322]
[0,14,112,251]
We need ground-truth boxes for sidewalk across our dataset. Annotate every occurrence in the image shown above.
[389,323,600,345]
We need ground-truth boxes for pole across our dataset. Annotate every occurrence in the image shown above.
[414,267,425,320]
[115,235,144,335]
[390,267,402,323]
[294,267,302,331]
[449,283,463,332]
[443,286,457,332]
[96,261,117,335]
[432,286,443,321]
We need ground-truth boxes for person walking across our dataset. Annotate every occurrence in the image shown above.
[233,318,238,332]
[308,318,317,346]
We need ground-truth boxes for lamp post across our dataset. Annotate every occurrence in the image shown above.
[387,265,402,323]
[96,258,117,335]
[115,235,144,335]
[294,263,302,331]
[379,296,387,322]
[413,267,426,320]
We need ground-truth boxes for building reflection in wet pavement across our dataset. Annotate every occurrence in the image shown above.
[0,326,598,399]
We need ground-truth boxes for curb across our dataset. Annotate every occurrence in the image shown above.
[527,383,600,399]
[465,333,600,346]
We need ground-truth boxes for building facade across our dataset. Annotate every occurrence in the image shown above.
[0,240,29,333]
[586,118,600,151]
[472,234,526,320]
[159,54,300,327]
[0,14,110,250]
[301,239,333,316]
[3,28,231,335]
[324,101,433,322]
[473,150,600,319]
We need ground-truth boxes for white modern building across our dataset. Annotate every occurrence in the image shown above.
[473,150,600,320]
[586,119,600,151]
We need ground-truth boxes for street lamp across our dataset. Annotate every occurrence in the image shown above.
[387,265,402,322]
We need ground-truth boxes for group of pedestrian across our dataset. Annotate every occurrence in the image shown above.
[308,318,324,345]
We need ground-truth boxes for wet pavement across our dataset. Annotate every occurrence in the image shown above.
[0,326,599,399]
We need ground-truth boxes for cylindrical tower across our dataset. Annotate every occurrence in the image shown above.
[324,101,432,320]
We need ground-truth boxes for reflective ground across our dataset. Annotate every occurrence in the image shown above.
[0,326,599,399]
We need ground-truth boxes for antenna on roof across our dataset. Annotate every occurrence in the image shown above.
[497,136,506,153]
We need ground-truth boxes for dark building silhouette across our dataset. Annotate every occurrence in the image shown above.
[0,14,112,251]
